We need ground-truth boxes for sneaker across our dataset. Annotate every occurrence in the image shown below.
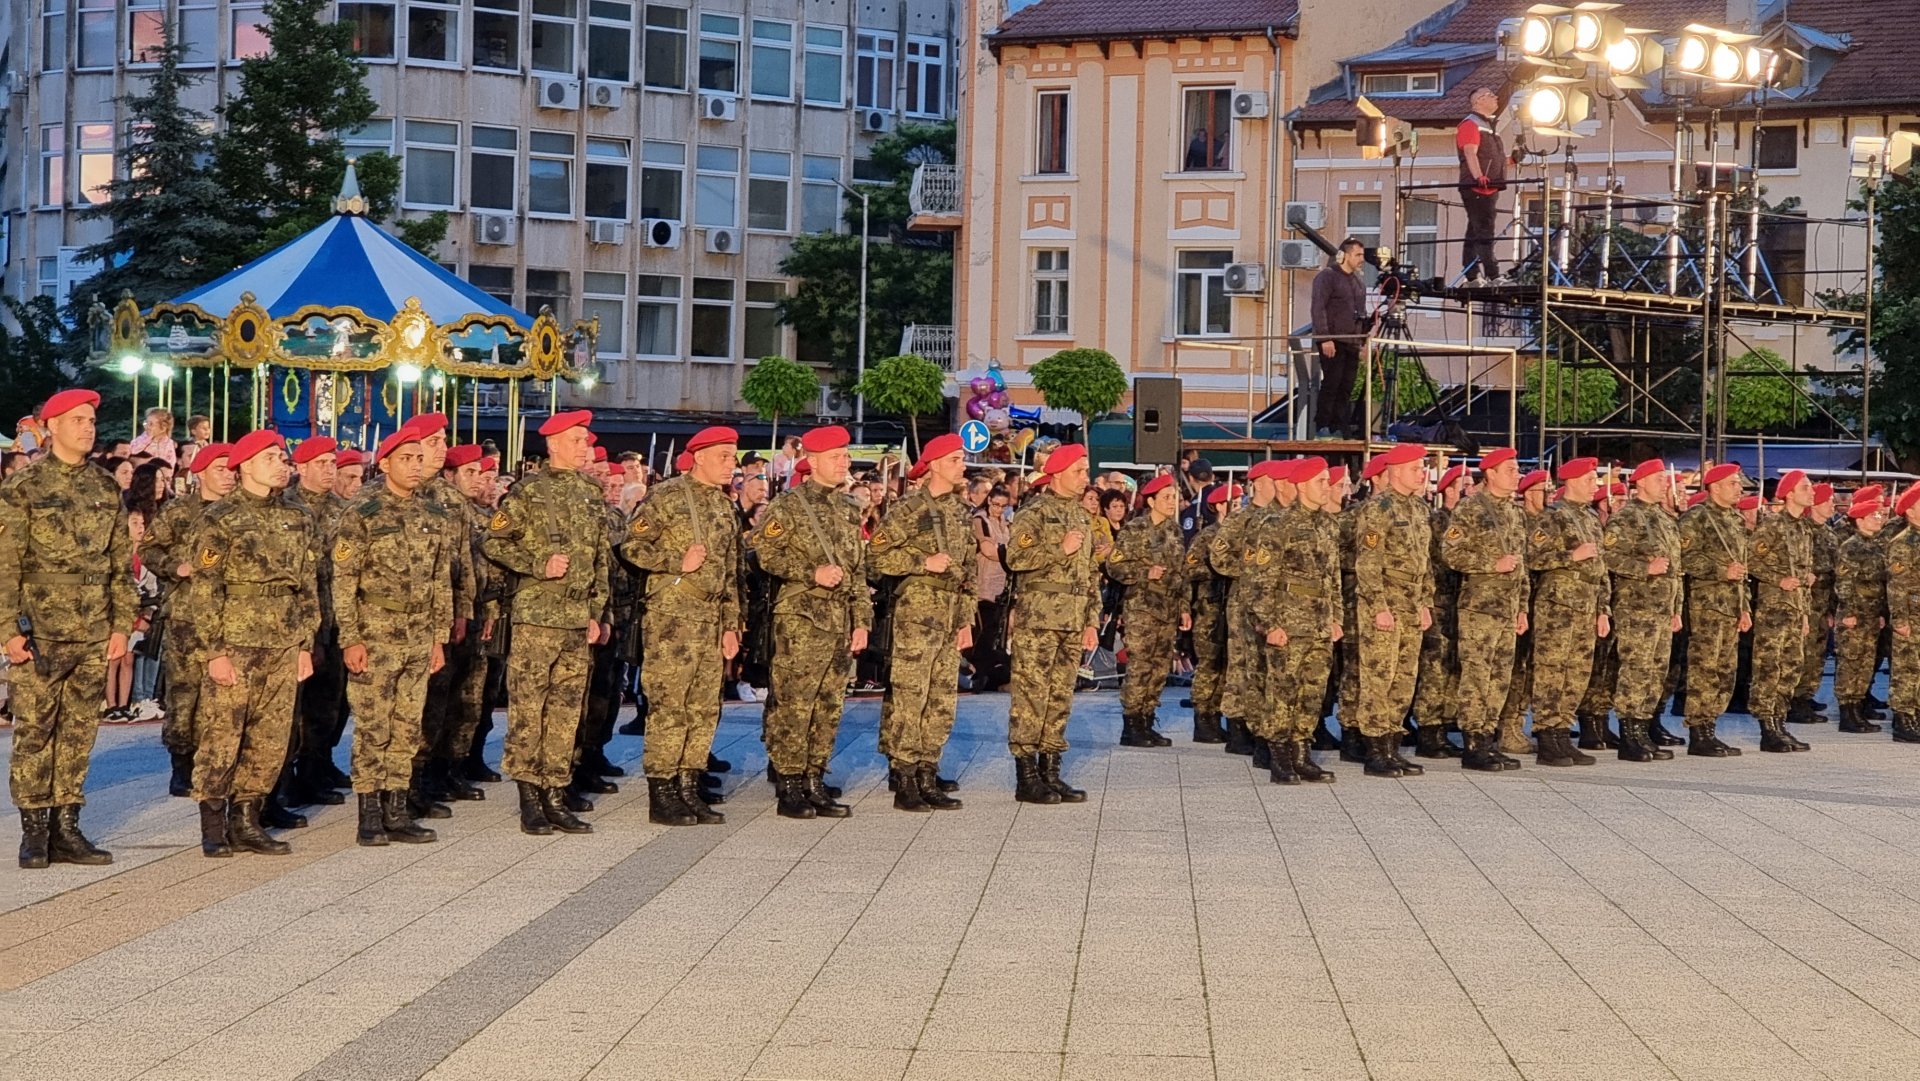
[132,699,165,723]
[735,682,759,703]
[101,705,133,724]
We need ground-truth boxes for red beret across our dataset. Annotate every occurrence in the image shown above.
[675,452,692,472]
[1702,463,1741,486]
[906,460,929,481]
[801,425,851,454]
[477,455,497,472]
[1849,499,1882,520]
[1629,459,1667,484]
[1291,456,1329,483]
[1479,447,1517,472]
[584,431,599,446]
[1140,474,1175,498]
[1556,457,1597,482]
[539,410,594,437]
[1777,470,1808,498]
[1608,482,1629,498]
[375,428,422,464]
[40,388,100,421]
[1437,464,1465,491]
[187,443,231,474]
[607,463,625,478]
[1898,487,1920,517]
[291,436,337,464]
[335,449,366,468]
[1813,483,1834,505]
[445,444,483,469]
[230,429,286,466]
[794,458,813,476]
[1206,484,1243,505]
[592,446,608,463]
[1687,490,1710,509]
[1853,485,1885,506]
[916,433,964,468]
[1327,466,1347,486]
[406,412,449,436]
[1518,468,1550,493]
[1040,443,1087,476]
[1248,460,1285,482]
[1360,456,1389,482]
[1737,494,1762,511]
[686,426,738,453]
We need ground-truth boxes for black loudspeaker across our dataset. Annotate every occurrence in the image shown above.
[1133,376,1183,465]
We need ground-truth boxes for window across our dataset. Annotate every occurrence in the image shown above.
[530,0,574,74]
[1181,88,1232,171]
[1032,249,1069,334]
[39,126,64,207]
[855,31,896,111]
[74,123,114,205]
[470,125,517,212]
[343,120,394,164]
[528,131,575,216]
[231,1,271,60]
[402,120,458,208]
[803,26,845,106]
[526,269,570,323]
[41,1,66,72]
[1760,209,1808,305]
[852,157,890,185]
[582,272,627,358]
[691,278,733,359]
[1360,72,1440,96]
[1403,199,1439,280]
[340,3,397,60]
[751,20,793,100]
[128,0,167,65]
[639,141,684,220]
[1344,197,1381,252]
[745,281,787,359]
[587,0,632,81]
[635,275,680,357]
[905,36,946,117]
[642,5,686,90]
[77,0,114,69]
[747,151,790,232]
[176,2,217,63]
[698,13,740,94]
[406,0,458,64]
[38,257,60,300]
[693,145,738,228]
[800,154,842,233]
[1175,251,1232,336]
[1756,124,1798,171]
[585,138,630,220]
[470,264,515,308]
[471,0,517,71]
[1035,91,1069,175]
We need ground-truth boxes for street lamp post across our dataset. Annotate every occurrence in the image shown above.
[834,180,871,442]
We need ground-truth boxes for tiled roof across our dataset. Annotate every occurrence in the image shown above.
[990,0,1300,48]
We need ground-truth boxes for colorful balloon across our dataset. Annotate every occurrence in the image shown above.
[986,391,1009,409]
[965,397,987,420]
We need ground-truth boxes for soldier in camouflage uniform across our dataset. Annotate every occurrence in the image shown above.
[1412,465,1466,758]
[1790,484,1839,724]
[574,461,635,794]
[1250,457,1342,784]
[1497,469,1552,755]
[332,429,454,847]
[1525,458,1608,767]
[481,410,610,833]
[1678,463,1750,756]
[441,446,508,787]
[1604,460,1684,762]
[1003,443,1102,805]
[1833,496,1888,734]
[282,436,349,809]
[144,442,235,798]
[3,390,135,869]
[1106,473,1190,748]
[1881,487,1920,742]
[1441,448,1530,771]
[1349,443,1433,778]
[1211,460,1283,756]
[619,425,743,826]
[191,430,320,857]
[1184,484,1238,745]
[870,433,974,812]
[750,425,872,820]
[1748,471,1816,752]
[406,414,477,816]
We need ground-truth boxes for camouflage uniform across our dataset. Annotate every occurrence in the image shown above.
[1210,502,1276,730]
[870,485,977,767]
[284,483,346,783]
[1004,489,1102,757]
[1185,520,1230,731]
[1250,506,1342,744]
[1350,490,1433,738]
[1412,503,1460,731]
[1748,511,1814,730]
[1833,528,1887,707]
[1603,498,1684,729]
[142,493,220,760]
[1105,513,1190,729]
[417,475,477,777]
[455,495,505,766]
[1441,489,1529,740]
[1525,500,1609,730]
[1794,518,1838,707]
[1883,530,1920,732]
[1679,502,1749,725]
[579,504,635,775]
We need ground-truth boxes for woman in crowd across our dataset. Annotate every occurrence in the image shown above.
[969,482,1014,692]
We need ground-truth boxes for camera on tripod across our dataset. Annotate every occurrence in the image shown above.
[1372,251,1442,304]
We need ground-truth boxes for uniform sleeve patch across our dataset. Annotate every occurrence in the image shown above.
[1604,532,1618,545]
[198,546,220,568]
[763,517,786,539]
[631,518,649,534]
[1017,532,1037,548]
[1364,531,1381,549]
[332,540,355,563]
[1755,541,1770,555]
[870,530,890,548]
[1186,552,1201,564]
[1255,550,1273,566]
[1445,527,1465,541]
[1532,530,1549,545]
[1894,562,1906,574]
[489,511,511,532]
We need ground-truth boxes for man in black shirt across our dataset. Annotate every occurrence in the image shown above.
[1310,238,1371,438]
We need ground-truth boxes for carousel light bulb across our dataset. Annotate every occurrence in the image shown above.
[429,371,446,390]
[396,362,422,384]
[580,372,599,391]
[116,355,145,376]
[148,362,175,381]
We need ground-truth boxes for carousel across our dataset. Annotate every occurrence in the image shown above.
[87,166,596,464]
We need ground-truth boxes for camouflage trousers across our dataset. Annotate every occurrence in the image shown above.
[1500,632,1532,730]
[1337,583,1361,721]
[299,634,348,764]
[1412,620,1458,729]
[1119,609,1180,720]
[159,619,206,756]
[8,640,108,809]
[1579,636,1617,720]
[764,611,853,776]
[640,608,724,778]
[1682,604,1742,725]
[1189,600,1228,719]
[420,633,478,766]
[1529,607,1597,730]
[1354,609,1421,738]
[1609,603,1674,721]
[1264,630,1333,742]
[1798,588,1833,700]
[503,624,591,788]
[346,640,432,793]
[879,604,963,765]
[1221,598,1266,723]
[1008,625,1079,756]
[1890,625,1920,715]
[1834,614,1882,704]
[1453,609,1520,736]
[1748,601,1810,723]
[191,644,299,803]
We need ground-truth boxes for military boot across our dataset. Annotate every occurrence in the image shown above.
[407,769,452,820]
[570,768,618,795]
[1119,715,1155,748]
[1192,712,1227,744]
[1312,719,1341,751]
[1576,714,1620,751]
[168,752,195,798]
[1223,717,1256,756]
[706,751,733,773]
[227,800,291,856]
[200,799,233,857]
[1787,696,1825,724]
[440,759,486,800]
[1139,717,1171,748]
[802,770,850,818]
[539,787,594,833]
[647,776,697,826]
[1251,738,1274,771]
[699,770,729,803]
[48,805,114,865]
[1361,734,1404,778]
[1647,717,1686,747]
[1687,723,1733,757]
[1616,718,1656,762]
[1387,740,1426,775]
[776,771,819,818]
[1341,724,1369,764]
[560,787,594,813]
[1892,712,1920,744]
[462,749,502,783]
[261,786,307,830]
[380,791,438,843]
[1014,755,1062,804]
[17,808,50,869]
[1267,739,1301,785]
[1497,717,1534,757]
[1757,715,1809,753]
[677,772,725,824]
[889,765,929,813]
[516,781,554,835]
[916,764,963,810]
[1837,702,1882,734]
[1414,725,1461,759]
[1039,752,1086,803]
[1536,728,1594,767]
[1460,732,1504,772]
[1291,739,1334,783]
[357,793,391,845]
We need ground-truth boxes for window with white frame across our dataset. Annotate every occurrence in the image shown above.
[231,1,271,59]
[750,20,793,100]
[587,0,633,81]
[1035,90,1069,174]
[1402,199,1439,279]
[744,281,787,360]
[39,126,64,207]
[406,0,458,64]
[1032,249,1070,334]
[469,125,516,211]
[528,131,575,216]
[1344,197,1381,252]
[690,278,733,359]
[41,1,66,72]
[1180,87,1232,171]
[698,13,740,94]
[342,120,394,164]
[693,145,738,228]
[635,276,680,357]
[1756,123,1798,171]
[1360,71,1440,96]
[526,269,570,324]
[747,151,790,232]
[639,141,684,220]
[584,138,630,220]
[128,0,166,65]
[402,120,458,208]
[38,257,60,300]
[855,30,896,111]
[76,123,114,205]
[642,4,686,89]
[1175,251,1232,336]
[530,0,574,73]
[77,0,115,69]
[803,26,845,106]
[471,0,517,70]
[339,3,396,61]
[800,154,842,233]
[904,35,945,117]
[469,265,515,308]
[582,271,627,358]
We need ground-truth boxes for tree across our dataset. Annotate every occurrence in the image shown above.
[1708,347,1802,432]
[739,355,820,448]
[0,298,83,423]
[1837,170,1920,465]
[1029,348,1128,442]
[1522,358,1619,425]
[1351,351,1439,416]
[855,354,946,453]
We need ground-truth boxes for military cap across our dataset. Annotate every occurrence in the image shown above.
[1853,485,1885,506]
[1518,468,1550,493]
[375,427,422,464]
[1701,463,1742,486]
[230,429,286,466]
[1479,447,1517,472]
[1608,482,1628,498]
[1206,484,1243,505]
[1437,464,1465,490]
[1629,459,1667,484]
[607,463,625,478]
[1556,457,1598,481]
[1737,494,1762,511]
[584,430,599,446]
[686,425,738,453]
[801,425,851,454]
[906,460,929,481]
[335,449,366,468]
[1040,443,1087,476]
[1777,470,1809,498]
[1813,482,1834,505]
[1848,499,1882,520]
[291,436,338,464]
[187,443,232,474]
[1140,474,1175,498]
[1247,460,1285,482]
[1327,465,1347,486]
[916,433,964,468]
[592,446,608,463]
[1290,456,1329,483]
[445,444,483,469]
[675,451,693,472]
[794,458,813,477]
[1898,487,1920,517]
[40,388,100,420]
[539,410,594,437]
[476,455,497,471]
[1685,490,1709,509]
[407,412,450,435]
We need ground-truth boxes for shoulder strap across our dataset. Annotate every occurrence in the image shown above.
[682,479,705,547]
[793,485,840,571]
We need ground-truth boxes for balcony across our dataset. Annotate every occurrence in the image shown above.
[900,324,956,371]
[907,164,963,231]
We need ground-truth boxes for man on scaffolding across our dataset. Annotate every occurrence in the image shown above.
[1310,237,1370,439]
[1457,86,1509,286]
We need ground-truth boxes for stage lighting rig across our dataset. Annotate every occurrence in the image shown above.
[1665,23,1780,90]
[1518,76,1594,138]
[1354,95,1416,160]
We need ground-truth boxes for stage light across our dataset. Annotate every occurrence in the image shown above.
[1709,41,1742,82]
[1674,30,1713,75]
[1520,14,1555,58]
[1521,79,1592,136]
[1566,6,1625,63]
[1603,29,1664,87]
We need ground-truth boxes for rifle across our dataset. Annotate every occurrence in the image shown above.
[17,615,50,676]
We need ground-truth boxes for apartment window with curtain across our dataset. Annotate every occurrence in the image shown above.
[1035,91,1069,175]
[530,0,575,73]
[800,154,842,233]
[584,138,630,220]
[402,120,458,209]
[635,275,681,357]
[1032,250,1070,334]
[528,131,576,217]
[694,145,738,228]
[38,257,61,300]
[690,278,733,359]
[406,0,459,65]
[747,151,791,232]
[582,272,627,358]
[587,1,633,81]
[469,125,517,212]
[40,126,65,207]
[744,281,787,360]
[76,0,114,70]
[76,123,115,206]
[1344,198,1381,252]
[128,0,166,65]
[339,3,397,61]
[642,5,687,89]
[751,20,794,100]
[1403,199,1439,279]
[639,141,684,220]
[41,1,66,72]
[471,0,518,71]
[1175,251,1233,336]
[1181,88,1232,170]
[855,31,896,111]
[904,36,945,117]
[698,13,741,94]
[803,26,845,106]
[342,120,394,163]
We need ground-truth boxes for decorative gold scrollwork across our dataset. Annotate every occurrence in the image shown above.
[218,292,281,367]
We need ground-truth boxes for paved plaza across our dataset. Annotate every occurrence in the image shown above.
[6,682,1920,1081]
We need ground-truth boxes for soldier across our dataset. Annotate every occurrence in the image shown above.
[436,444,507,790]
[2,389,136,869]
[1106,473,1190,748]
[575,454,635,795]
[1350,442,1433,778]
[1211,460,1283,756]
[1498,468,1552,755]
[1604,460,1684,762]
[1185,483,1239,745]
[1003,443,1102,804]
[1413,463,1467,758]
[405,413,477,817]
[333,448,367,501]
[481,410,609,834]
[1748,470,1816,753]
[143,442,234,798]
[1441,448,1530,771]
[1678,462,1750,756]
[869,433,974,812]
[1790,483,1839,724]
[619,425,742,826]
[1251,457,1342,784]
[190,430,320,857]
[332,428,454,846]
[1833,496,1888,734]
[283,435,350,808]
[750,425,871,819]
[1882,487,1920,742]
[1525,457,1608,766]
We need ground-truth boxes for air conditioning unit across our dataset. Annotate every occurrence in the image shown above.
[1284,201,1326,230]
[1223,262,1266,295]
[700,93,737,122]
[537,76,581,111]
[819,386,854,418]
[641,218,683,249]
[1232,90,1270,119]
[587,80,623,109]
[589,220,627,245]
[473,214,517,247]
[705,226,741,255]
[863,109,895,134]
[1275,240,1322,270]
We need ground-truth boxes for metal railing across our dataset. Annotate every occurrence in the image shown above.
[899,324,956,370]
[908,163,961,218]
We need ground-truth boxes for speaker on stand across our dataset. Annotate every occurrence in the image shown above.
[1133,376,1184,465]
